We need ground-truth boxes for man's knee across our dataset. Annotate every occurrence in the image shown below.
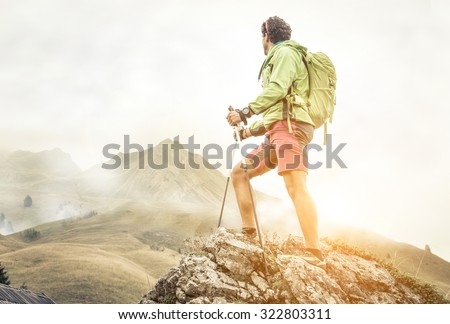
[231,164,246,185]
[283,171,309,198]
[232,159,259,184]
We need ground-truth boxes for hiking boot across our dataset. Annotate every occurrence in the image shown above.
[300,251,327,271]
[241,227,257,239]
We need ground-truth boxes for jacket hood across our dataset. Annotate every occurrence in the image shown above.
[258,40,308,80]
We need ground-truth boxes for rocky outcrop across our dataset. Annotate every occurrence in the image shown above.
[140,228,445,304]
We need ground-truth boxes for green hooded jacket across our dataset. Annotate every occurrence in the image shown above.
[248,40,314,135]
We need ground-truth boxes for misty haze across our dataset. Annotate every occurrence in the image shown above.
[1,0,449,306]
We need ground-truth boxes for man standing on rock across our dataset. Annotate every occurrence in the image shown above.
[226,16,326,269]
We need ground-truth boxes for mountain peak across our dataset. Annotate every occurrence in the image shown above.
[157,138,174,146]
[6,148,81,177]
[140,229,448,304]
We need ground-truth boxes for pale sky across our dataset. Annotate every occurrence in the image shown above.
[1,0,450,260]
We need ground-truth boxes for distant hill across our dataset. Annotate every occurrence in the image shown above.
[77,139,230,204]
[0,148,81,186]
[0,148,82,232]
[0,147,110,233]
[322,225,450,298]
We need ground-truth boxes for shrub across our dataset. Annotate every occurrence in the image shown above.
[324,238,449,304]
[0,262,10,285]
[20,228,41,242]
[24,195,33,207]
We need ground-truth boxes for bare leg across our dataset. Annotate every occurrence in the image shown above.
[231,159,271,228]
[282,170,319,250]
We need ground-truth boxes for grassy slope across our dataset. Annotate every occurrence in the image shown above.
[0,201,218,303]
[1,243,157,303]
[323,238,449,304]
[0,233,24,254]
[323,226,450,298]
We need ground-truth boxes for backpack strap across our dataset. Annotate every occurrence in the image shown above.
[285,99,293,134]
[283,86,296,134]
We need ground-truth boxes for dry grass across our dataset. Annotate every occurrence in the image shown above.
[321,226,450,297]
[1,243,156,303]
[324,238,449,304]
[0,234,24,254]
[0,201,218,303]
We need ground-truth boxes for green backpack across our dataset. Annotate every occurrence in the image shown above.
[289,51,337,144]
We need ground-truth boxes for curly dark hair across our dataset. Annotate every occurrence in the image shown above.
[261,16,292,44]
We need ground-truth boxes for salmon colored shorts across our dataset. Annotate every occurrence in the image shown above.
[246,120,314,175]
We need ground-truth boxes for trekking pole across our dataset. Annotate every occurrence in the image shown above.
[217,173,231,228]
